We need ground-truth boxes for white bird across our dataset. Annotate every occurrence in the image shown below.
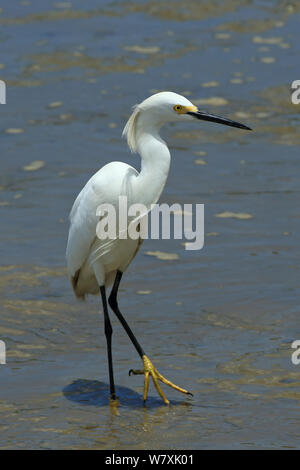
[66,91,251,405]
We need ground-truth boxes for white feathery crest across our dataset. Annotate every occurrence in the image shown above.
[122,104,141,153]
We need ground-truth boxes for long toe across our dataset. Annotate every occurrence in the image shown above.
[130,354,192,405]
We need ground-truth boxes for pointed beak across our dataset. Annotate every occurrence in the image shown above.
[187,109,252,131]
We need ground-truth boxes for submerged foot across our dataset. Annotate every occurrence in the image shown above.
[129,354,193,405]
[109,396,120,405]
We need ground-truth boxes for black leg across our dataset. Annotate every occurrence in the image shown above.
[100,285,116,401]
[108,270,145,359]
[108,271,193,404]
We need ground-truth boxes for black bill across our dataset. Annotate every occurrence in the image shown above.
[187,110,252,131]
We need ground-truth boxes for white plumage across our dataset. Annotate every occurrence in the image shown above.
[66,162,140,298]
[66,91,251,299]
[66,92,194,299]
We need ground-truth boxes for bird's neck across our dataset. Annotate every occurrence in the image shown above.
[135,115,171,207]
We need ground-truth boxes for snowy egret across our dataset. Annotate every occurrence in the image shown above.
[66,91,251,405]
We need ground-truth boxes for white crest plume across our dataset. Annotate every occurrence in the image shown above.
[122,104,141,153]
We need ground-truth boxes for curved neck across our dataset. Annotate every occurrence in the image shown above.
[135,114,171,207]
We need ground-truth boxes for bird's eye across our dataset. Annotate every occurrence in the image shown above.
[173,105,183,112]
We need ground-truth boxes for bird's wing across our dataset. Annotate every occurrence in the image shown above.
[66,162,138,278]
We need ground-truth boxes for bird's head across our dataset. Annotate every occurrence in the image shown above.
[123,91,251,153]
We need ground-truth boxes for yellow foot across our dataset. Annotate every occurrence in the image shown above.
[109,396,120,415]
[109,396,120,406]
[129,354,193,405]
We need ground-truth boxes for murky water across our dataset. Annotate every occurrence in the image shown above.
[0,0,300,449]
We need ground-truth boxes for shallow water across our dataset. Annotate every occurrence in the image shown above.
[0,0,300,449]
